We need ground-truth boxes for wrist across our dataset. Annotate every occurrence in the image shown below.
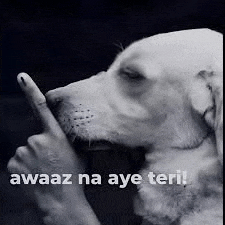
[42,200,101,225]
[38,190,100,225]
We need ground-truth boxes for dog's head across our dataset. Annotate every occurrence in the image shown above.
[46,29,223,158]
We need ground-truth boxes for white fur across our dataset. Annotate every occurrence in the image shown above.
[46,29,223,225]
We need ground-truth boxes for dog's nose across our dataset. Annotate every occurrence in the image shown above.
[45,89,63,111]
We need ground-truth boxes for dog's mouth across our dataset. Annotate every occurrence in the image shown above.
[72,136,144,153]
[72,138,117,152]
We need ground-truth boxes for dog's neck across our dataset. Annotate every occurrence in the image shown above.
[143,134,221,178]
[137,134,222,225]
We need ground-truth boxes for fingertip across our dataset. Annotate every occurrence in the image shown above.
[17,72,29,80]
[17,73,38,93]
[17,72,30,87]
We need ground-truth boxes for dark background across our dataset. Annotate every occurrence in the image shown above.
[0,0,224,224]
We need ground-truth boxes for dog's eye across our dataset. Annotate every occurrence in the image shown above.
[119,68,145,81]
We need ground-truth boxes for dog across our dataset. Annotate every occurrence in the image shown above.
[45,29,223,225]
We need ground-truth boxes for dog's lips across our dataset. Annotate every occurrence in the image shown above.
[73,138,115,152]
[72,136,140,152]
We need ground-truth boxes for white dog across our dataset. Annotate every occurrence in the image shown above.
[46,29,223,225]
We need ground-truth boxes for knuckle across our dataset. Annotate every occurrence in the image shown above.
[28,134,48,150]
[7,158,18,173]
[15,146,27,158]
[27,135,39,147]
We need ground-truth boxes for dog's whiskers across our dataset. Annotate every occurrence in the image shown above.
[71,126,80,143]
[113,41,125,52]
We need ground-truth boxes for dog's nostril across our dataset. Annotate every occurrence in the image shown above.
[45,90,63,111]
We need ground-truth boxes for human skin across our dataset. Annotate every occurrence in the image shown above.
[7,73,101,225]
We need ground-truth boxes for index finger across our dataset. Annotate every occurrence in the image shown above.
[17,73,64,135]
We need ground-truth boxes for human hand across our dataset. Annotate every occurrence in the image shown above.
[7,73,100,225]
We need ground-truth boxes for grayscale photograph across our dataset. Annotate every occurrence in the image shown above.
[0,1,223,224]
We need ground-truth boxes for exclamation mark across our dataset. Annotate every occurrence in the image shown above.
[182,171,187,185]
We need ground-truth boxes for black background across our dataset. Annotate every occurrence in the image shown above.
[0,0,224,224]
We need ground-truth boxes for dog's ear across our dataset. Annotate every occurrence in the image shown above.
[198,70,223,165]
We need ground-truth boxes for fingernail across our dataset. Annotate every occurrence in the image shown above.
[21,77,26,86]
